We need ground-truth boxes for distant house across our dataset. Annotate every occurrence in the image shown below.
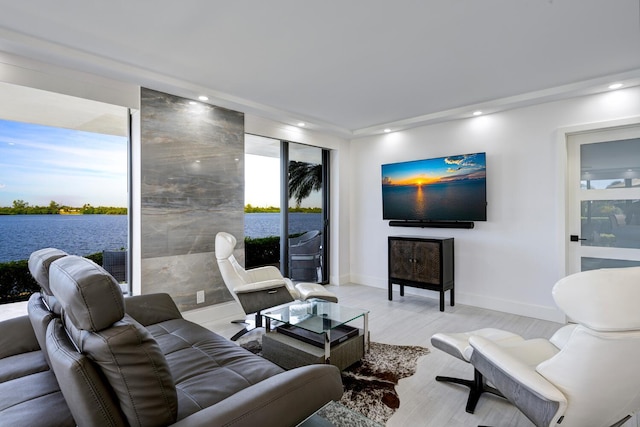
[59,208,81,215]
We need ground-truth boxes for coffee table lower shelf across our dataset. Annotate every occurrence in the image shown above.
[262,331,364,371]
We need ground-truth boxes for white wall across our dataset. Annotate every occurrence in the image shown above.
[349,87,640,322]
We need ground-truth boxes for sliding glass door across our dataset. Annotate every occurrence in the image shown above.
[285,142,327,283]
[244,135,329,284]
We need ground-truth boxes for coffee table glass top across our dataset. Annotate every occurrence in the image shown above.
[262,298,369,334]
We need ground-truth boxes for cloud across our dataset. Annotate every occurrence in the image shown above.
[444,155,465,165]
[0,184,5,189]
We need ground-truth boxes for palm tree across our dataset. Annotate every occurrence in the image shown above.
[288,161,322,207]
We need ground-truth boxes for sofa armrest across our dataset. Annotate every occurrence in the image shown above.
[0,315,40,359]
[125,293,183,326]
[170,364,343,427]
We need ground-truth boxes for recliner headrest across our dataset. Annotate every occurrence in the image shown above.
[553,267,640,331]
[215,232,237,259]
[28,248,68,295]
[49,256,125,331]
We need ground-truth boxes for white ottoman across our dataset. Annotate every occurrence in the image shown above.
[431,328,524,413]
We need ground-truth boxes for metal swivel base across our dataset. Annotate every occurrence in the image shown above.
[435,368,504,414]
[230,312,264,341]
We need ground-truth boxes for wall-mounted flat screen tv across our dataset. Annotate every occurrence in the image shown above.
[381,152,487,222]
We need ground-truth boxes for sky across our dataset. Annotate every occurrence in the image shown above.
[0,119,128,208]
[381,152,486,186]
[245,154,322,208]
[0,118,319,209]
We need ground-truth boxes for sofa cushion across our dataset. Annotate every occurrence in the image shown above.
[0,350,48,384]
[125,293,183,327]
[48,256,178,427]
[27,293,57,365]
[0,315,40,360]
[81,315,178,426]
[47,318,127,427]
[49,255,125,331]
[146,318,284,420]
[0,369,75,427]
[28,247,67,314]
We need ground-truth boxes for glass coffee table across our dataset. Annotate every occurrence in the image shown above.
[262,299,369,370]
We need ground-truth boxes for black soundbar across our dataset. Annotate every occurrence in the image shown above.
[389,220,475,229]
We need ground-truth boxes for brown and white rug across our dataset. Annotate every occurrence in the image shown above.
[240,335,429,425]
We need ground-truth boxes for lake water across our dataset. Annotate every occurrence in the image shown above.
[244,212,323,238]
[0,215,128,263]
[0,213,322,262]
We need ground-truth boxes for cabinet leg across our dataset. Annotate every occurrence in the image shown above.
[388,282,393,301]
[440,292,445,312]
[400,284,404,296]
[451,288,455,306]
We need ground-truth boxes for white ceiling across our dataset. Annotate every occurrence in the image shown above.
[0,0,639,138]
[0,82,129,136]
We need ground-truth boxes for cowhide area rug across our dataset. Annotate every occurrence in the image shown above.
[239,335,429,426]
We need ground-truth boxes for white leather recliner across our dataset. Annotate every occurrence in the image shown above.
[469,267,640,427]
[215,232,337,340]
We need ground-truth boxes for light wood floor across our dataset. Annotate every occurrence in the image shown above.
[210,283,639,427]
[4,285,637,426]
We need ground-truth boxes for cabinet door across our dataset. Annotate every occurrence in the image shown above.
[389,239,414,281]
[414,241,441,284]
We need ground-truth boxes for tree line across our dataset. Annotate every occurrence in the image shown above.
[0,200,127,215]
[245,204,321,213]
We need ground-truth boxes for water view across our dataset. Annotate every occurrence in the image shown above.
[0,212,322,262]
[244,212,322,238]
[0,215,128,263]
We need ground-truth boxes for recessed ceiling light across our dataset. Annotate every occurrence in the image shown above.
[384,128,391,133]
[473,111,483,116]
[608,83,623,90]
[198,95,209,101]
[189,101,197,105]
[297,122,306,127]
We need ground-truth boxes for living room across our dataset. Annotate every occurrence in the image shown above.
[1,2,640,426]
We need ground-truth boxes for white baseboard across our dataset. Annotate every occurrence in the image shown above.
[349,279,565,323]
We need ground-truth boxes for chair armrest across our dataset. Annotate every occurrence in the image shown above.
[0,315,40,358]
[169,364,343,427]
[234,279,289,294]
[246,265,285,282]
[549,323,578,350]
[125,293,183,326]
[470,336,567,426]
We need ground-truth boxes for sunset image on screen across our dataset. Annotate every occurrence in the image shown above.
[381,152,487,221]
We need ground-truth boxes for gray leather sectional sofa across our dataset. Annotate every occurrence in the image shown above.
[0,248,343,426]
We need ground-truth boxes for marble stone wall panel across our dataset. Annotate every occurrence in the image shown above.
[140,88,245,309]
[141,88,244,259]
[142,209,242,259]
[141,88,243,210]
[141,252,233,311]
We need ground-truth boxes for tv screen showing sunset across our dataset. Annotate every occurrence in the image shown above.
[381,152,487,221]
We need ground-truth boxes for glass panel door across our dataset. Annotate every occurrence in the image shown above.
[244,135,282,269]
[287,142,326,283]
[244,136,329,283]
[567,125,640,272]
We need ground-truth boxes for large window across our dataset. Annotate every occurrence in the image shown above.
[0,83,130,302]
[244,134,329,283]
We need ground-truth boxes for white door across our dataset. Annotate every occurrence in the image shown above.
[567,124,640,274]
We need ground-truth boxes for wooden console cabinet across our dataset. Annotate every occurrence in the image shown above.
[388,236,454,311]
